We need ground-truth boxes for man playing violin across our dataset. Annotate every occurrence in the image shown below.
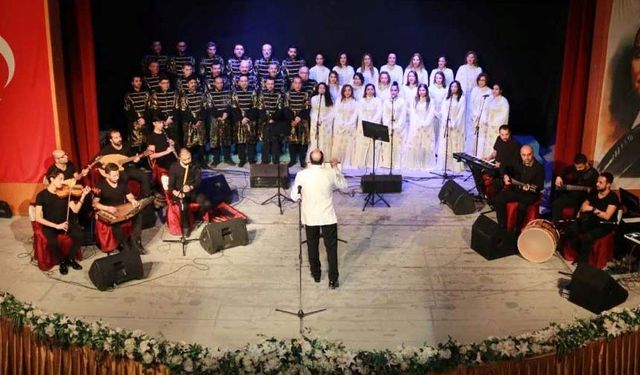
[551,153,599,222]
[45,149,90,183]
[92,163,145,254]
[97,129,151,198]
[35,170,91,275]
[494,145,545,232]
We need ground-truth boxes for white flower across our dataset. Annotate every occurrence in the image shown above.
[475,351,483,364]
[516,342,529,355]
[132,329,144,338]
[604,319,622,337]
[171,355,183,365]
[45,324,55,337]
[139,340,150,353]
[143,352,154,364]
[182,358,193,372]
[438,348,451,359]
[124,338,136,354]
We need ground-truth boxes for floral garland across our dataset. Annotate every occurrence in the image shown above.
[1,291,639,374]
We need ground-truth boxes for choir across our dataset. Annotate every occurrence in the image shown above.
[128,42,510,171]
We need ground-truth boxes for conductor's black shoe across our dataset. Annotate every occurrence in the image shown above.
[68,259,83,270]
[59,262,69,275]
[329,280,339,289]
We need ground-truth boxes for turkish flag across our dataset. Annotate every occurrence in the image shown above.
[0,0,57,183]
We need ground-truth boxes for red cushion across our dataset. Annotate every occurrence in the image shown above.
[561,207,575,220]
[152,164,169,187]
[164,190,202,236]
[506,197,541,232]
[95,218,133,253]
[31,221,81,271]
[481,173,497,202]
[562,231,615,269]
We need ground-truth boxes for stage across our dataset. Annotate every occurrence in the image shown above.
[2,167,639,351]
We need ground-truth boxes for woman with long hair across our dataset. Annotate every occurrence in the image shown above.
[327,70,342,103]
[467,73,492,153]
[381,82,407,170]
[403,53,428,85]
[429,71,448,153]
[377,71,392,101]
[402,70,419,101]
[404,83,436,170]
[454,50,483,96]
[429,55,454,88]
[353,83,383,168]
[331,84,359,166]
[352,72,365,101]
[332,52,355,86]
[309,83,335,158]
[356,53,379,86]
[479,83,509,157]
[437,80,466,172]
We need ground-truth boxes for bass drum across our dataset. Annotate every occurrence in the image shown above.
[517,219,559,263]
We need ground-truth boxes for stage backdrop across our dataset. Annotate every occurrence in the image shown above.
[585,0,640,188]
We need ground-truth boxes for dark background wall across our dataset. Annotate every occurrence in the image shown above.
[91,0,568,147]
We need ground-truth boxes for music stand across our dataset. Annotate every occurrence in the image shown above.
[362,121,390,211]
[262,120,294,214]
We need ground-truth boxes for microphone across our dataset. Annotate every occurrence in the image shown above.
[482,94,490,98]
[297,185,302,194]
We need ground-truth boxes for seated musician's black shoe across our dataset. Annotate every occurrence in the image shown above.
[329,280,339,289]
[132,239,147,255]
[311,272,321,283]
[68,259,83,270]
[59,262,69,275]
[181,227,191,238]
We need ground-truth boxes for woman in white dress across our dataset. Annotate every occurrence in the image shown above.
[356,53,379,86]
[381,82,407,170]
[331,84,359,166]
[309,52,330,84]
[327,70,341,103]
[353,83,383,168]
[467,73,492,155]
[478,83,510,158]
[309,83,334,158]
[404,83,436,170]
[380,52,404,87]
[377,71,391,102]
[332,52,355,86]
[402,70,419,101]
[352,72,365,101]
[454,50,483,95]
[429,71,448,154]
[429,56,454,88]
[437,80,466,172]
[403,53,429,85]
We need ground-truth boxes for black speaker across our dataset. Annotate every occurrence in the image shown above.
[200,172,233,206]
[0,200,12,218]
[438,180,476,215]
[361,174,402,193]
[250,164,290,188]
[471,214,517,260]
[200,219,249,254]
[568,263,629,314]
[89,250,144,291]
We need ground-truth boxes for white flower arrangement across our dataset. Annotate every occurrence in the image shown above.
[1,291,640,374]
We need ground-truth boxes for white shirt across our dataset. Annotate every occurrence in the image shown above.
[332,65,355,86]
[309,65,330,84]
[291,164,348,226]
[380,64,404,87]
[429,67,455,87]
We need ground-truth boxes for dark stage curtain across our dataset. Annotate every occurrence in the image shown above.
[554,0,597,173]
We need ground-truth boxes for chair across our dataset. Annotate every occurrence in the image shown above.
[29,204,81,271]
[562,231,616,269]
[505,195,542,232]
[94,218,132,254]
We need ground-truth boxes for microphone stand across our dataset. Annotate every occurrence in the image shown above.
[430,96,462,182]
[474,95,489,158]
[389,97,395,175]
[315,95,321,149]
[163,195,199,256]
[276,186,326,334]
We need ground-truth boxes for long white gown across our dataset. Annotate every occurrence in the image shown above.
[380,64,404,87]
[377,84,391,102]
[353,96,383,168]
[328,84,341,103]
[428,84,448,155]
[331,97,359,166]
[309,94,335,158]
[309,65,330,84]
[403,98,436,170]
[356,66,380,86]
[401,85,418,101]
[403,67,429,85]
[455,64,483,95]
[437,94,466,172]
[479,95,509,158]
[352,85,365,101]
[381,97,407,170]
[429,68,455,87]
[332,65,355,86]
[467,85,492,155]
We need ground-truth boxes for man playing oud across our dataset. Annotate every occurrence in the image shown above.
[97,129,151,198]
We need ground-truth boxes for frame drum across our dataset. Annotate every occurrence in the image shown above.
[517,219,559,263]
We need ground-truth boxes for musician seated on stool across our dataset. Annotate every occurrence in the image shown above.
[483,125,520,193]
[290,149,348,289]
[564,172,619,264]
[552,153,598,222]
[168,148,212,236]
[44,149,90,184]
[495,145,544,232]
[35,170,91,274]
[92,163,145,254]
[97,129,151,197]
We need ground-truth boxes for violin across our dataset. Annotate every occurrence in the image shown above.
[55,184,85,198]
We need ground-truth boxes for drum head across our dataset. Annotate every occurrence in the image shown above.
[517,228,556,263]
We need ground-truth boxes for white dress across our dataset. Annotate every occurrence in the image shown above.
[309,94,335,158]
[401,85,418,102]
[332,65,355,86]
[309,66,330,84]
[429,68,455,87]
[404,99,436,170]
[352,85,365,101]
[455,64,483,95]
[356,66,380,86]
[377,85,391,102]
[331,98,359,166]
[428,84,448,153]
[380,64,404,87]
[381,97,407,170]
[479,95,509,158]
[328,84,341,103]
[353,96,383,168]
[467,85,492,155]
[437,94,466,172]
[403,67,429,85]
